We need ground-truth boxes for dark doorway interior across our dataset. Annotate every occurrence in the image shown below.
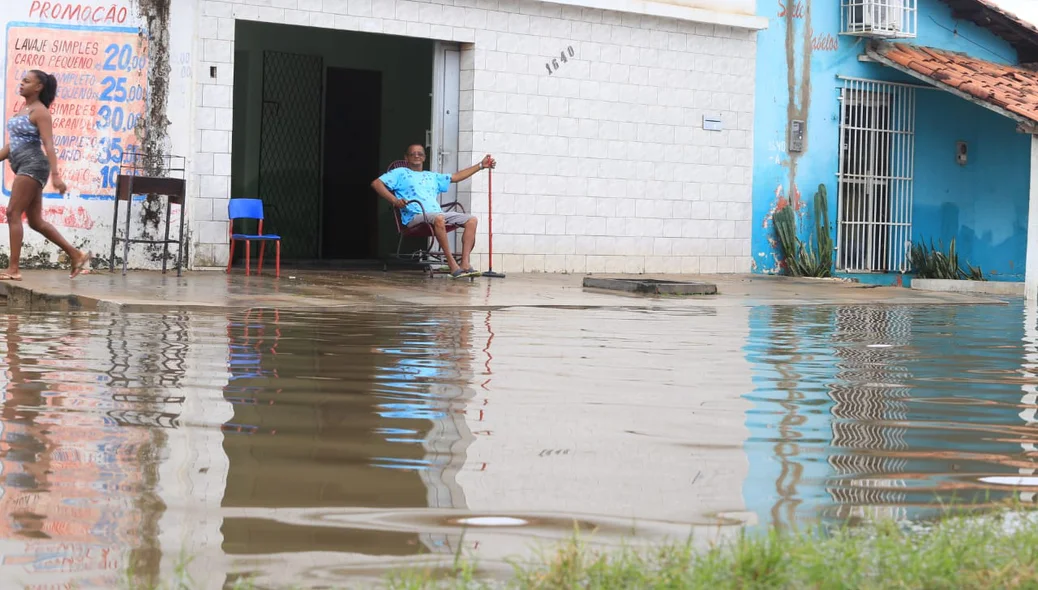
[322,68,383,260]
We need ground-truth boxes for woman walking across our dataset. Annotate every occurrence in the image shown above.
[0,70,91,281]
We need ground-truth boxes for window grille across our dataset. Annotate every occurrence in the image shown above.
[841,0,917,38]
[836,78,917,273]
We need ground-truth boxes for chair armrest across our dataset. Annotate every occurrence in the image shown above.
[403,200,428,217]
[442,201,466,213]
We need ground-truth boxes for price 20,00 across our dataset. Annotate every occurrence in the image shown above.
[102,43,147,72]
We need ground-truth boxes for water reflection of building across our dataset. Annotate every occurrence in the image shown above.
[744,302,1038,528]
[743,305,836,529]
[744,305,917,526]
[998,302,1038,502]
[215,309,477,586]
[824,306,913,522]
[0,312,232,589]
[0,314,143,589]
[453,305,755,560]
[153,313,234,588]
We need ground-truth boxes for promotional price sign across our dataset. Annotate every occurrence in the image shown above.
[3,22,147,199]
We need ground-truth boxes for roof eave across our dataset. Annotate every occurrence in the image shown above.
[941,0,1038,62]
[865,41,1038,134]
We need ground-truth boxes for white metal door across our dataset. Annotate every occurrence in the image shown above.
[836,78,916,272]
[431,43,461,252]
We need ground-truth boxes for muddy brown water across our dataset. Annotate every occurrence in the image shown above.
[0,302,1035,588]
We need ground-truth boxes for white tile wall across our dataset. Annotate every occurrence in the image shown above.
[194,0,756,273]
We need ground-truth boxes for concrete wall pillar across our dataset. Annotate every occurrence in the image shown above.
[1027,135,1038,299]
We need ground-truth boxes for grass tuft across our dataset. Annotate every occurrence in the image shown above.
[114,504,1038,589]
[388,504,1038,590]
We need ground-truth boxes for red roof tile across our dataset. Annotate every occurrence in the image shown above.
[867,41,1038,127]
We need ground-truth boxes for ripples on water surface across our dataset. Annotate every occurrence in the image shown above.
[0,302,1033,587]
[743,302,1038,525]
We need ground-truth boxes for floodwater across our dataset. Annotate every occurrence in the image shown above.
[0,301,1035,587]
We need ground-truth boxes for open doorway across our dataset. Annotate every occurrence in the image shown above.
[323,68,382,260]
[231,22,449,265]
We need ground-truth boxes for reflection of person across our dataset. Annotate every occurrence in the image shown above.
[371,145,495,279]
[0,70,91,281]
[0,314,54,540]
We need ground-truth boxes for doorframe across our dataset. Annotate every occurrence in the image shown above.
[431,42,462,254]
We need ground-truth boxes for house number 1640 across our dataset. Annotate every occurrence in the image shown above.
[545,46,576,75]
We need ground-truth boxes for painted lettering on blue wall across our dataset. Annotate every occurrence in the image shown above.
[545,46,576,75]
[812,33,838,52]
[28,2,129,25]
[777,0,805,19]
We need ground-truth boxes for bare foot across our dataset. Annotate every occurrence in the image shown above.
[70,251,92,279]
[0,272,22,281]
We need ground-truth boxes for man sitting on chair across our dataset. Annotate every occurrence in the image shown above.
[371,145,495,279]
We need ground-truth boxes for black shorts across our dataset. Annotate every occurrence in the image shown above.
[9,146,49,188]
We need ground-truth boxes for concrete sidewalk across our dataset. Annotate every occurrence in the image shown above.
[0,268,1009,313]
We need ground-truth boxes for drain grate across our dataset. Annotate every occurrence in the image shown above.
[582,277,717,296]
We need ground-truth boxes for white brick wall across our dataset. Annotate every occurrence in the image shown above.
[194,0,756,273]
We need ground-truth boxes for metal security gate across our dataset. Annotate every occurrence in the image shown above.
[259,51,324,260]
[836,78,916,272]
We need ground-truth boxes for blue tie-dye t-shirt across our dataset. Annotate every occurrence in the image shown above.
[378,167,452,226]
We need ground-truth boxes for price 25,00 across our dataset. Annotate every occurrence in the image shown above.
[99,76,145,103]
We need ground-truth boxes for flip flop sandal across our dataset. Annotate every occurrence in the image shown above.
[70,251,92,278]
[450,269,478,279]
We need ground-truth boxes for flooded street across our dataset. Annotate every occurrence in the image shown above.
[0,297,1035,587]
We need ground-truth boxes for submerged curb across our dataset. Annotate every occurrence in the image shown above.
[0,280,97,312]
[0,280,302,313]
[582,276,718,296]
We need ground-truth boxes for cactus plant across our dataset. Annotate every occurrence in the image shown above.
[773,184,833,278]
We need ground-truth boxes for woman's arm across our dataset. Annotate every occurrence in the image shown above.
[31,107,66,194]
[0,145,8,162]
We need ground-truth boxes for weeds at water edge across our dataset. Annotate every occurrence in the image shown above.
[121,551,260,590]
[387,504,1038,590]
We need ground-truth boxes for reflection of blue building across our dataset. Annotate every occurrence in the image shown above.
[743,303,1037,528]
[752,0,1038,284]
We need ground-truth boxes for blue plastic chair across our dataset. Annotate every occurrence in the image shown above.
[227,199,281,278]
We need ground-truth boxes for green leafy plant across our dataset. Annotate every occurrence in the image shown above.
[909,239,986,281]
[774,184,833,278]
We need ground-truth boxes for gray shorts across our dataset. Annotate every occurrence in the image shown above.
[9,146,49,188]
[407,211,475,228]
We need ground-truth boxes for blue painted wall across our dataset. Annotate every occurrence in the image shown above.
[913,93,1031,280]
[752,0,1031,280]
